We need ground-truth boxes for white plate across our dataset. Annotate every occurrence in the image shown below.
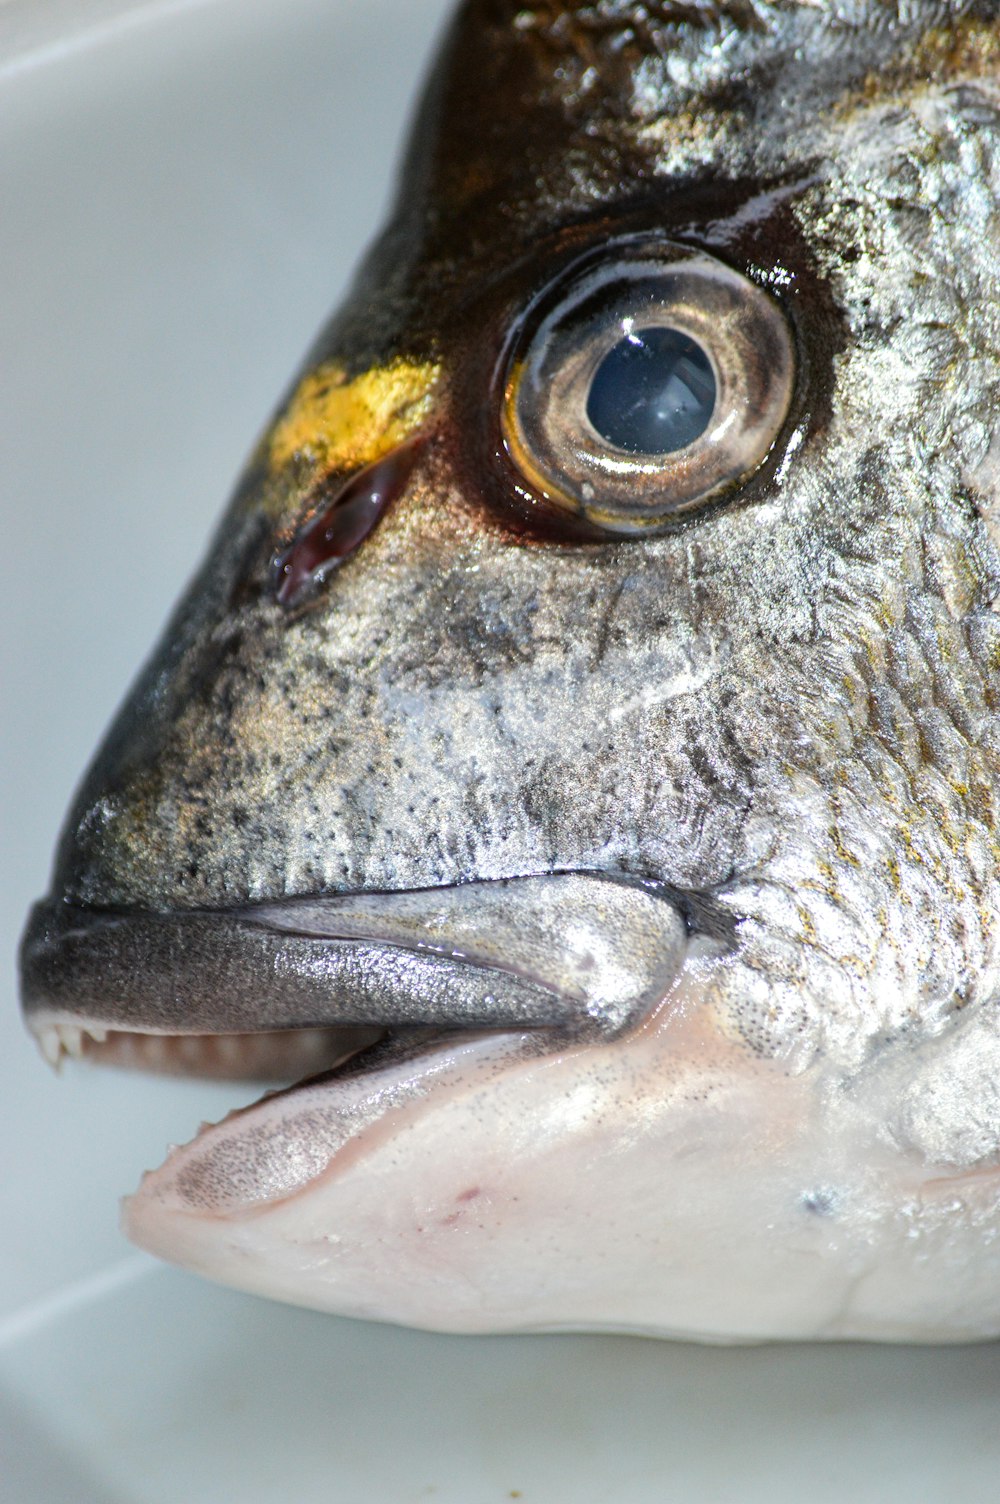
[2,3,1000,1499]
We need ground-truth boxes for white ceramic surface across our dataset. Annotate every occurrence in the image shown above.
[2,3,999,1500]
[0,0,186,75]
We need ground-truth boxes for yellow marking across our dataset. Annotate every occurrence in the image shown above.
[839,17,1000,111]
[886,852,903,895]
[268,358,441,475]
[908,17,1000,82]
[795,903,817,947]
[967,779,995,826]
[874,597,896,632]
[827,823,860,868]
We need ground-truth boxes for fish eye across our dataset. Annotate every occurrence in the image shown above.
[501,238,795,531]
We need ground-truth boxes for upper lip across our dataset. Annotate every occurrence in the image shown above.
[20,870,694,1050]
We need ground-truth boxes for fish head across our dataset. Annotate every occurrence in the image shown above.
[20,0,1000,1340]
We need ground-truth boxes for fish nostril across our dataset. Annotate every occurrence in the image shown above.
[271,438,424,611]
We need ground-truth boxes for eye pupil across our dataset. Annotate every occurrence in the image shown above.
[585,326,716,455]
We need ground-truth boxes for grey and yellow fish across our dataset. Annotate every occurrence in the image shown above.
[19,0,1000,1341]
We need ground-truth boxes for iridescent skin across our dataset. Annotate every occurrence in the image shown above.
[20,1,1000,1339]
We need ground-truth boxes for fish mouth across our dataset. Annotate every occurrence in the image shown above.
[20,870,697,1086]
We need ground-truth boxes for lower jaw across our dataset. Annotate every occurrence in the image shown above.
[118,1016,1000,1346]
[26,949,1000,1344]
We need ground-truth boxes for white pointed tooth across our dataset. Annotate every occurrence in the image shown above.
[37,1026,64,1069]
[85,1024,108,1045]
[58,1025,84,1058]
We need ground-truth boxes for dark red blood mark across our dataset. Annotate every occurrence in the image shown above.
[272,440,423,610]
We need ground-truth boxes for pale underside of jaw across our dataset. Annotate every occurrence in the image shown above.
[128,992,1000,1343]
[30,971,1000,1348]
[24,878,1000,1345]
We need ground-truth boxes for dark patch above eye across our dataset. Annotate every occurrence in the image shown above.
[586,327,716,455]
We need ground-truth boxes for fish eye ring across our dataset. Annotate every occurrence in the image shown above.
[501,237,796,532]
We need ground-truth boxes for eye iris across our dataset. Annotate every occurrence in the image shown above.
[585,326,716,455]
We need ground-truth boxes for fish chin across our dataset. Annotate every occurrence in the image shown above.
[122,956,1000,1343]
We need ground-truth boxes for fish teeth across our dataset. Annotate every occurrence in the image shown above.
[33,1020,111,1068]
[37,1026,64,1070]
[59,1024,84,1059]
